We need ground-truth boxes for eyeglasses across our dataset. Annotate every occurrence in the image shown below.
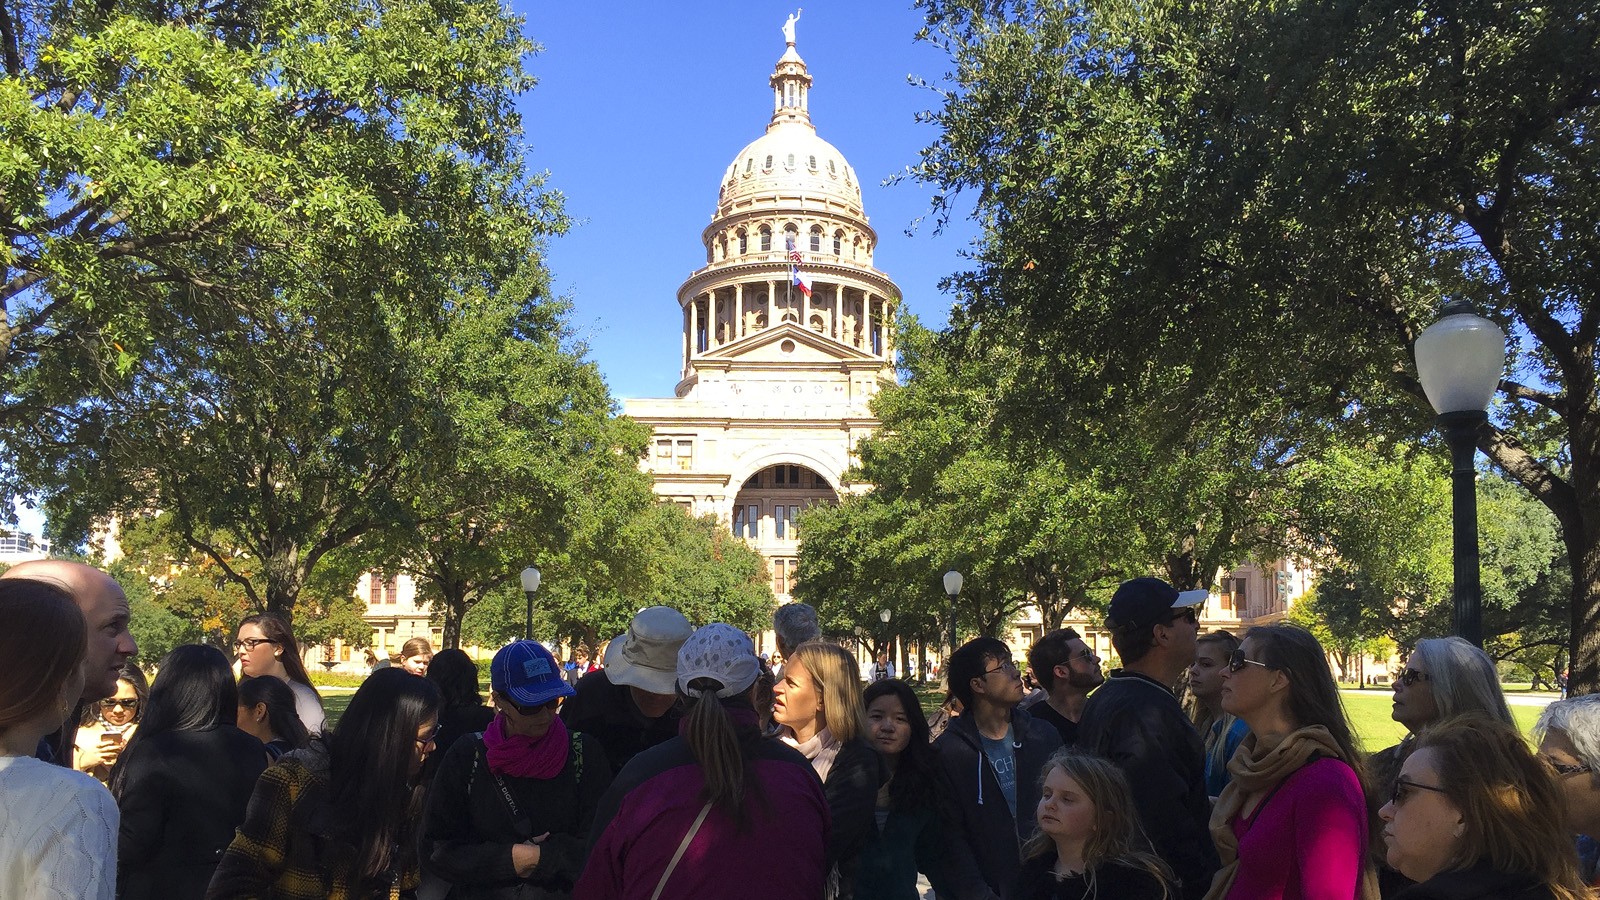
[233,638,278,652]
[982,660,1020,678]
[1541,756,1594,778]
[1227,649,1271,673]
[1069,648,1098,664]
[1393,668,1432,687]
[1390,778,1449,806]
[1167,608,1198,626]
[503,697,561,716]
[416,725,440,749]
[100,698,139,710]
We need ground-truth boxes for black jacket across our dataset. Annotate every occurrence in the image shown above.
[115,725,269,900]
[559,669,681,776]
[1013,854,1169,900]
[824,737,885,900]
[422,702,496,783]
[420,729,613,900]
[932,707,1065,900]
[1075,670,1219,900]
[1393,864,1562,900]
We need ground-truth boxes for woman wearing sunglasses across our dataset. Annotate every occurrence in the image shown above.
[1378,716,1587,900]
[421,640,612,900]
[1368,637,1513,895]
[75,661,147,783]
[1203,623,1377,900]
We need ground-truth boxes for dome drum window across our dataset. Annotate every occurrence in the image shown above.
[759,226,772,252]
[764,154,773,171]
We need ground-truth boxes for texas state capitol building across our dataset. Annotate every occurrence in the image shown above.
[622,31,898,607]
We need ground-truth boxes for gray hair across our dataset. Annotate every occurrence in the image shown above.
[773,603,821,655]
[1411,636,1514,727]
[1535,693,1600,781]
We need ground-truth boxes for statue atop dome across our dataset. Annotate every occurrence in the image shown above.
[782,9,802,45]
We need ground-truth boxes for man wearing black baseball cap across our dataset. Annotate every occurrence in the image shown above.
[1074,577,1219,900]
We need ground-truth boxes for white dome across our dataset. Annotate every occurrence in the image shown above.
[718,121,861,210]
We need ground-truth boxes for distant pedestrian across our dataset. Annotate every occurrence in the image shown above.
[773,602,822,670]
[1203,624,1376,900]
[1014,750,1173,900]
[113,644,268,900]
[235,675,311,761]
[208,668,441,899]
[1378,716,1588,900]
[234,612,326,735]
[1074,577,1218,900]
[75,661,147,783]
[0,578,117,900]
[575,623,829,900]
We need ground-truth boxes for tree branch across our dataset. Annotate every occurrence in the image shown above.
[0,2,18,78]
[1499,378,1564,413]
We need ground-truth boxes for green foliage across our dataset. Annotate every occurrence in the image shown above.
[913,0,1600,691]
[8,0,570,631]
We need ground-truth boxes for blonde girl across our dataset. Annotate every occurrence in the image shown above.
[1017,749,1171,900]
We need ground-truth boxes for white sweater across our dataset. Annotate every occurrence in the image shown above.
[0,754,119,900]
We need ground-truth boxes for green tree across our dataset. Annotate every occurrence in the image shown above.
[16,0,565,625]
[359,263,650,649]
[913,0,1600,691]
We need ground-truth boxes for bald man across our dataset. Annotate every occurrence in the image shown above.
[2,559,136,763]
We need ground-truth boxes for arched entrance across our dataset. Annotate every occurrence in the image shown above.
[730,463,838,602]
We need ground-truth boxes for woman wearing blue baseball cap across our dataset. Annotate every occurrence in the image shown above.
[420,640,612,900]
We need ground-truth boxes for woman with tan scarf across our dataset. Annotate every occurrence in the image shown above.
[1203,624,1379,900]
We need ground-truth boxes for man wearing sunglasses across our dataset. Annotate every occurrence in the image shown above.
[1075,576,1219,900]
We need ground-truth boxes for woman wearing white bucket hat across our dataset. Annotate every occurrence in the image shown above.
[561,607,693,776]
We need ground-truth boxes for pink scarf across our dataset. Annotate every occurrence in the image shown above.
[483,712,570,779]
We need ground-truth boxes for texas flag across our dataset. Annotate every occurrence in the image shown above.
[786,237,813,298]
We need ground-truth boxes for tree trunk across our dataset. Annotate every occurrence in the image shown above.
[1567,522,1600,696]
[440,591,468,649]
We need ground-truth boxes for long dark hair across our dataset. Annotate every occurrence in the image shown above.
[862,679,940,811]
[327,667,440,884]
[425,648,483,711]
[111,644,238,798]
[239,612,314,688]
[238,675,310,751]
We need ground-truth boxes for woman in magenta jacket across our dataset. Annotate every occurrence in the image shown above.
[1203,623,1378,900]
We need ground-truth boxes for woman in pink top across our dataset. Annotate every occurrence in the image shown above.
[1203,624,1378,900]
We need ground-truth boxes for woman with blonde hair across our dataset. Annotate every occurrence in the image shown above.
[1205,623,1376,900]
[1379,715,1587,900]
[774,640,882,899]
[1017,749,1172,899]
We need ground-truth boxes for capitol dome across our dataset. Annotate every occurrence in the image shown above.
[718,123,861,212]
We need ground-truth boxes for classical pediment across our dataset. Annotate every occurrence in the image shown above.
[695,321,880,366]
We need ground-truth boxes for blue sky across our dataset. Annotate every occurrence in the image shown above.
[516,2,979,400]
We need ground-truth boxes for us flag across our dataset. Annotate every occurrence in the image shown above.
[786,237,813,298]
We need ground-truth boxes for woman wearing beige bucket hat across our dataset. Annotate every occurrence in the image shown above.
[560,606,693,776]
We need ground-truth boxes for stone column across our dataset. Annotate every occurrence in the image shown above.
[735,283,745,339]
[834,284,844,340]
[864,291,874,353]
[769,279,778,324]
[690,295,700,355]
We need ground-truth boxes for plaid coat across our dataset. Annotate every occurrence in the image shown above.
[205,747,420,900]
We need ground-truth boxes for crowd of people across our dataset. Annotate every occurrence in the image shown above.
[3,558,1599,900]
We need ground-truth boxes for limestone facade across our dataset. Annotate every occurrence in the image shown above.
[623,34,900,605]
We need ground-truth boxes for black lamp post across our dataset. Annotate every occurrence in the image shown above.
[943,570,964,657]
[1414,300,1507,648]
[519,566,541,641]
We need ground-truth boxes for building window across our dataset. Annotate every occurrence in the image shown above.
[828,160,836,176]
[676,440,693,470]
[807,155,817,170]
[809,226,822,252]
[368,574,383,606]
[759,227,772,252]
[833,230,843,255]
[737,230,747,254]
[763,154,773,170]
[733,505,746,537]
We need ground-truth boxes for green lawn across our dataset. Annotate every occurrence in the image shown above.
[1339,690,1545,753]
